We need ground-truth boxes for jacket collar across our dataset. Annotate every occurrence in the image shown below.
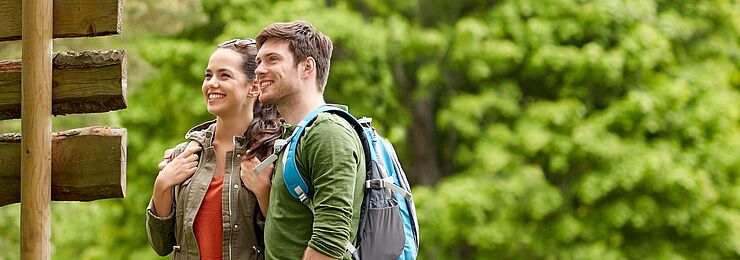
[184,120,249,151]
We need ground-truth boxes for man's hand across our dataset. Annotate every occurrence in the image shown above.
[302,247,336,260]
[157,148,175,171]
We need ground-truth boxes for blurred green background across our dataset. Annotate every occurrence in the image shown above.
[1,0,738,259]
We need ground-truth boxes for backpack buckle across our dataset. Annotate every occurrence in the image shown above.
[358,117,372,124]
[365,179,386,189]
[273,139,287,154]
[294,186,313,207]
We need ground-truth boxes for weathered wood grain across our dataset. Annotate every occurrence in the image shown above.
[0,0,122,42]
[0,127,127,206]
[0,50,127,120]
[19,0,54,256]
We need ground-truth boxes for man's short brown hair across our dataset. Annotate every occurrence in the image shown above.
[256,21,333,92]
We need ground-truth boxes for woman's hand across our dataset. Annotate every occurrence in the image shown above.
[240,150,273,215]
[151,143,201,217]
[156,144,202,189]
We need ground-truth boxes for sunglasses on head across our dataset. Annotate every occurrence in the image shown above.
[218,38,256,48]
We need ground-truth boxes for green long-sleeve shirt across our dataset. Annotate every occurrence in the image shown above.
[264,107,366,260]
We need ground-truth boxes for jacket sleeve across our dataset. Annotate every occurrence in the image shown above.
[146,199,176,256]
[145,142,187,256]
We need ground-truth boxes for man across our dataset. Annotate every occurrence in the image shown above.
[253,21,366,260]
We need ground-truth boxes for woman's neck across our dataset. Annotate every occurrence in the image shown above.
[214,113,253,146]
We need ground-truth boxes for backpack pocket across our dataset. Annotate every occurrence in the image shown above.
[358,205,405,260]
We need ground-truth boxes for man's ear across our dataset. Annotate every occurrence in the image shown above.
[247,79,260,98]
[302,57,316,79]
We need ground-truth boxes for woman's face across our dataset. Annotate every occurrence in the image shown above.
[202,49,256,118]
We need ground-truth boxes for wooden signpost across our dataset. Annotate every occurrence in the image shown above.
[0,0,126,258]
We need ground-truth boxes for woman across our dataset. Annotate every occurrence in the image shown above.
[146,38,281,260]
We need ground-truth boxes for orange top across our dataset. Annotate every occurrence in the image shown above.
[193,177,224,259]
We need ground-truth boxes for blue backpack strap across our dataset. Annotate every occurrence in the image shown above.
[282,105,368,206]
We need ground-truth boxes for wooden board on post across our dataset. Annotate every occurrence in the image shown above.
[0,0,122,42]
[0,0,127,257]
[0,50,127,120]
[0,127,126,206]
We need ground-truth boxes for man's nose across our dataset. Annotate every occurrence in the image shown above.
[256,62,267,77]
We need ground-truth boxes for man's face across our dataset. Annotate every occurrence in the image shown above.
[255,39,301,106]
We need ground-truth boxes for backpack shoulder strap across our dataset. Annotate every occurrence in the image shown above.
[282,106,369,207]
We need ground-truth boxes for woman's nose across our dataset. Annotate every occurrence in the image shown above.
[207,77,219,88]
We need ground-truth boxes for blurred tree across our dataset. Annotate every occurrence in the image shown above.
[418,0,740,259]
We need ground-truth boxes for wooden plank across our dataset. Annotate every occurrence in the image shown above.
[0,50,127,120]
[0,0,122,42]
[0,127,127,206]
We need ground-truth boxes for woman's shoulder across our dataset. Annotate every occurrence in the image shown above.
[183,120,217,144]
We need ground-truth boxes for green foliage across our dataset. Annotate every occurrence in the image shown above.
[0,0,738,259]
[425,0,740,259]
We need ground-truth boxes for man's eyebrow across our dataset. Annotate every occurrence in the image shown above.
[258,52,280,60]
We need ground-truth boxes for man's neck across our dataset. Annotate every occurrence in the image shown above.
[279,94,325,125]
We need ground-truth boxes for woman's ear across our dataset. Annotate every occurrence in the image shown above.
[247,79,260,98]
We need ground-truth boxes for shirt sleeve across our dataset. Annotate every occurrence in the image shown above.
[300,115,362,258]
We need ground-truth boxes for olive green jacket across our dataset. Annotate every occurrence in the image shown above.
[146,121,265,259]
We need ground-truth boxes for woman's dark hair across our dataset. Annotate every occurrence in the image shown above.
[245,101,281,160]
[218,39,282,160]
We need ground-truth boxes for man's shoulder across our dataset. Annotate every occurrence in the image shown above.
[298,112,362,153]
[308,112,356,136]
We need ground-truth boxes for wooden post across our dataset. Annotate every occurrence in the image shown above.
[0,0,126,257]
[20,0,52,258]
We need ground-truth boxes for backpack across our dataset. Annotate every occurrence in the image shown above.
[257,105,419,260]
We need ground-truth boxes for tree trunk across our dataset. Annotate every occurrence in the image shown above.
[408,95,442,186]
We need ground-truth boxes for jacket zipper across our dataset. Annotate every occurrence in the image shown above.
[228,137,237,260]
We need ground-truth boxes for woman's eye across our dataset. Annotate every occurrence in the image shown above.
[204,73,212,79]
